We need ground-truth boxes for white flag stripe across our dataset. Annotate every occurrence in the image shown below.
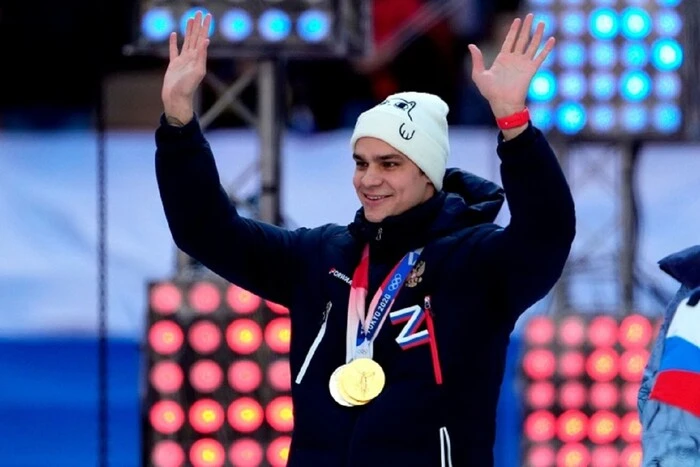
[666,298,700,348]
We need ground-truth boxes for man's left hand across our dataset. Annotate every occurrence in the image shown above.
[468,14,555,119]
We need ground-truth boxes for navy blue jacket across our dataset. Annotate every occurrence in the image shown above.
[155,115,576,466]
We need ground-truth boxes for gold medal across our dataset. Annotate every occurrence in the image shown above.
[329,365,354,407]
[338,358,385,403]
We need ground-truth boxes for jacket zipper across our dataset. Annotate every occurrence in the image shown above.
[295,301,332,384]
[424,296,443,385]
[439,426,453,467]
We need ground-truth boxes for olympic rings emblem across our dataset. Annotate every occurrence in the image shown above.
[388,274,403,291]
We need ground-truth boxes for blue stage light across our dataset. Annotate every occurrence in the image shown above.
[589,8,619,40]
[559,41,586,67]
[621,104,648,132]
[180,8,215,37]
[590,72,616,100]
[529,105,554,132]
[654,73,681,99]
[529,0,554,5]
[590,105,616,132]
[590,42,618,68]
[220,9,253,42]
[620,70,652,102]
[142,8,175,42]
[656,0,681,7]
[529,71,557,102]
[532,12,557,36]
[653,104,682,133]
[258,9,292,42]
[561,11,586,36]
[296,10,331,43]
[556,102,587,134]
[621,42,649,68]
[621,7,652,40]
[655,10,682,36]
[560,72,587,100]
[652,38,683,71]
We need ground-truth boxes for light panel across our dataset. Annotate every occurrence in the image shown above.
[525,0,690,140]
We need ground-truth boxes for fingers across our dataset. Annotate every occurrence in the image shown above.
[199,14,212,50]
[501,18,521,53]
[182,16,194,50]
[534,37,556,67]
[468,44,485,76]
[169,32,178,62]
[525,21,545,59]
[190,11,203,49]
[514,14,534,54]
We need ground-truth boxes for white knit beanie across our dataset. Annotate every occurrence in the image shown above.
[350,91,450,191]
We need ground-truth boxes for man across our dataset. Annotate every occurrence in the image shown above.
[639,245,700,466]
[155,11,575,466]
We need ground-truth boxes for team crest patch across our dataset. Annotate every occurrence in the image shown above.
[406,261,425,288]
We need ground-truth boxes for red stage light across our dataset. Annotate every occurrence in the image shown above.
[588,316,619,347]
[524,410,557,442]
[149,400,185,435]
[586,348,619,382]
[150,283,182,315]
[229,438,264,467]
[620,411,642,443]
[591,445,619,467]
[527,381,556,409]
[588,410,620,444]
[265,300,289,315]
[266,396,294,432]
[227,284,261,314]
[190,438,225,467]
[526,445,556,467]
[556,443,590,467]
[228,397,265,433]
[267,359,292,391]
[188,282,221,314]
[266,436,292,467]
[558,316,586,347]
[619,315,653,349]
[620,442,642,467]
[226,319,263,354]
[558,350,585,378]
[228,360,263,393]
[619,349,649,382]
[558,381,587,410]
[523,349,556,380]
[525,316,555,346]
[189,399,225,434]
[150,360,184,394]
[151,440,185,467]
[556,410,588,443]
[188,320,222,354]
[265,317,291,353]
[190,359,224,393]
[589,382,620,410]
[149,320,184,355]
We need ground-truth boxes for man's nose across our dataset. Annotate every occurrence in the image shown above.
[362,166,382,187]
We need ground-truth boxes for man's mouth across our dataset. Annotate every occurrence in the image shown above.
[364,194,390,202]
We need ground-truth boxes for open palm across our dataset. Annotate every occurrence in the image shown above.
[161,12,211,107]
[468,14,555,118]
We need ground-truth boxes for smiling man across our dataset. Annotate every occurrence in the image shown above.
[155,11,575,466]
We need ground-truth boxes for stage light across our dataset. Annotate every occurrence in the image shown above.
[519,313,659,463]
[142,8,176,42]
[526,0,690,139]
[144,280,295,466]
[220,9,253,42]
[297,9,332,42]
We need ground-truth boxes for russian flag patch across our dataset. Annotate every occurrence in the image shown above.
[650,292,700,417]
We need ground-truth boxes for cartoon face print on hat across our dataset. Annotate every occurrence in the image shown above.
[379,97,417,140]
[380,97,416,121]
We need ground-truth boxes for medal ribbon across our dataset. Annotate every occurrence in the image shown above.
[346,244,423,361]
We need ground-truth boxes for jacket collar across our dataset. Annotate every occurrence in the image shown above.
[659,245,700,289]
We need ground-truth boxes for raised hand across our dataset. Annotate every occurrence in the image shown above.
[468,14,555,120]
[161,11,211,126]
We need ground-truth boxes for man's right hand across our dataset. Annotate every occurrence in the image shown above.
[161,11,212,126]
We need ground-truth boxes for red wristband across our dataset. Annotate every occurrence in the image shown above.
[496,107,530,130]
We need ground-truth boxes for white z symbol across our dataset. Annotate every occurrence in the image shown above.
[390,305,430,349]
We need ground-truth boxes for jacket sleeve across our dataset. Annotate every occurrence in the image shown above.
[154,114,305,307]
[473,124,576,318]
